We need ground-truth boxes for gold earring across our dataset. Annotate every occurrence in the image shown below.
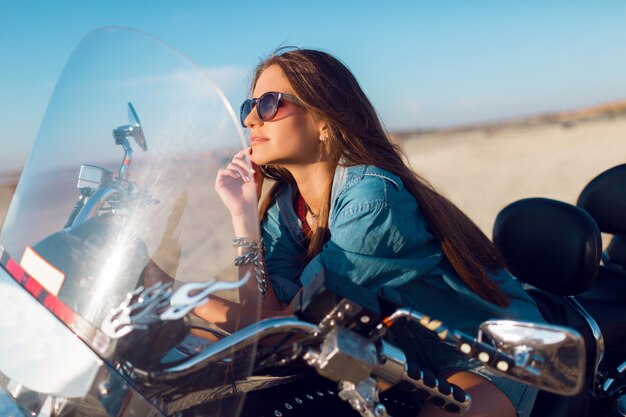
[320,136,328,142]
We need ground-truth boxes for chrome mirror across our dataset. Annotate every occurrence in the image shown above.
[112,102,147,180]
[478,320,585,396]
[127,102,147,151]
[113,103,147,152]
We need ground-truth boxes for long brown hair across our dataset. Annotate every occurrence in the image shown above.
[254,48,509,307]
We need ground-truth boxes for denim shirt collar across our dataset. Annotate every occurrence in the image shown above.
[329,164,403,221]
[275,164,404,233]
[329,164,348,221]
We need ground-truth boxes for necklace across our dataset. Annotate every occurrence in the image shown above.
[304,201,318,222]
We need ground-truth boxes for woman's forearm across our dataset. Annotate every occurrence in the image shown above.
[193,292,294,334]
[192,215,285,333]
[230,214,282,310]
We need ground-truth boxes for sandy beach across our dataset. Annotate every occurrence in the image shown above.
[0,185,15,229]
[1,114,625,243]
[402,116,626,238]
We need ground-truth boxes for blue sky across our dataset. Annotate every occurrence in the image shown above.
[2,1,626,170]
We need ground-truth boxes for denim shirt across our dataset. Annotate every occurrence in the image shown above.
[260,164,544,413]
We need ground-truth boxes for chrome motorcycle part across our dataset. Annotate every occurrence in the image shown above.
[479,320,585,396]
[77,164,114,192]
[376,340,407,386]
[149,317,320,382]
[565,295,605,386]
[374,403,388,417]
[101,281,190,369]
[303,323,472,414]
[307,327,378,384]
[318,298,367,332]
[112,103,146,181]
[101,281,173,339]
[65,165,115,229]
[127,102,147,151]
[113,129,134,181]
[68,103,154,231]
[161,272,251,320]
[69,186,119,228]
[337,378,382,417]
[599,359,626,416]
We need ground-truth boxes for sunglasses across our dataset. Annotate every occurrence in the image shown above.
[239,92,302,127]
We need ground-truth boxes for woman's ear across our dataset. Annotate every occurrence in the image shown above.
[318,123,329,143]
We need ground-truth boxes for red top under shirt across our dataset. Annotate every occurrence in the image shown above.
[294,192,312,236]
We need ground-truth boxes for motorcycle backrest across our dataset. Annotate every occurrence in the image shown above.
[578,164,626,235]
[493,198,601,296]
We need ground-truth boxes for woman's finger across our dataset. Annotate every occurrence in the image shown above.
[228,160,253,182]
[233,149,256,175]
[250,159,263,182]
[215,168,242,183]
[228,162,254,182]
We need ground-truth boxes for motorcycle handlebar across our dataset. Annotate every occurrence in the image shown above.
[148,317,320,382]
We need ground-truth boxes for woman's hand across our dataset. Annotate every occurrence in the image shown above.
[215,148,264,219]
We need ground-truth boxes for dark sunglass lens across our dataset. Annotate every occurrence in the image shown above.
[258,93,279,121]
[240,100,253,127]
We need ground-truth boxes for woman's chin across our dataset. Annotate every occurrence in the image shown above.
[249,149,274,166]
[249,153,269,166]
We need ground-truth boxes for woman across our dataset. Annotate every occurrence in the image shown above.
[196,48,545,417]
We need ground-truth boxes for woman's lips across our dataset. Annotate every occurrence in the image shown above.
[250,136,269,145]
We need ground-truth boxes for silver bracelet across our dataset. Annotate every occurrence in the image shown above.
[233,237,267,298]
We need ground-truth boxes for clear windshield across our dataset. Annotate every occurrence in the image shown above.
[0,27,260,416]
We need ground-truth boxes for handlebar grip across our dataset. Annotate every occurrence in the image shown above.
[403,362,471,414]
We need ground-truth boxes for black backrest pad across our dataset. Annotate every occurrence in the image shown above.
[493,198,602,296]
[578,164,626,235]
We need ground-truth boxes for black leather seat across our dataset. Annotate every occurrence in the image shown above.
[493,197,602,296]
[578,164,626,235]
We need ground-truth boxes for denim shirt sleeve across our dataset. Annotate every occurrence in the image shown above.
[260,186,308,303]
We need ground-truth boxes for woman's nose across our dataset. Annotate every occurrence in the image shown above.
[244,105,263,128]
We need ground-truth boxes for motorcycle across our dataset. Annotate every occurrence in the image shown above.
[0,27,588,417]
[493,163,626,415]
